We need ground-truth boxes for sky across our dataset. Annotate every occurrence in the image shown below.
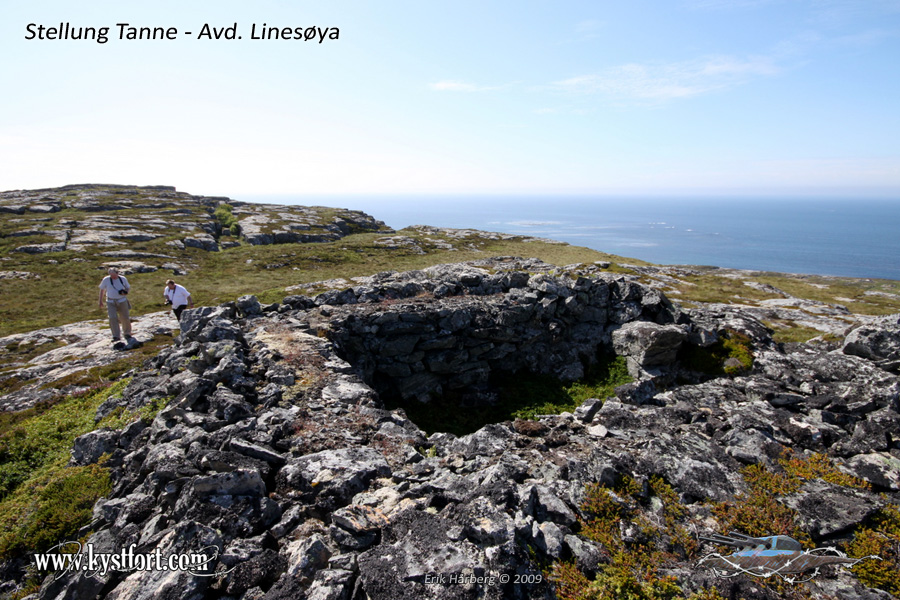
[1,0,899,198]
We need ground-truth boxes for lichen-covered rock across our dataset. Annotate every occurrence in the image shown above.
[3,261,899,600]
[844,315,900,372]
[277,447,391,509]
[612,321,687,376]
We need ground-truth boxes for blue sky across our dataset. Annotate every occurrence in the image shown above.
[1,0,898,197]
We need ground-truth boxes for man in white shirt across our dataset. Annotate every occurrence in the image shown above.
[98,268,132,341]
[163,279,194,321]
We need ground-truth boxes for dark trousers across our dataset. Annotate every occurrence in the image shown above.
[173,305,188,321]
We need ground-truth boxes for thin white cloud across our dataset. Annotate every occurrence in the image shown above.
[429,80,501,92]
[575,19,603,33]
[551,55,780,103]
[834,28,896,47]
[572,19,605,41]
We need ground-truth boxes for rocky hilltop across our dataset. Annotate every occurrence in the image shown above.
[0,184,580,339]
[1,186,899,600]
[0,183,388,255]
[1,258,897,599]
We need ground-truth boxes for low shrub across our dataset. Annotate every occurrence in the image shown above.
[0,381,127,559]
[213,203,239,233]
[847,505,900,595]
[551,475,700,600]
[778,449,870,490]
[0,461,111,558]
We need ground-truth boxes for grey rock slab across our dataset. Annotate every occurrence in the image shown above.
[782,480,883,540]
[191,469,267,496]
[320,375,378,405]
[101,524,220,599]
[841,452,900,491]
[70,428,121,466]
[229,438,286,465]
[520,484,578,528]
[844,317,900,363]
[611,321,687,369]
[277,447,391,505]
[284,533,332,579]
[331,504,390,534]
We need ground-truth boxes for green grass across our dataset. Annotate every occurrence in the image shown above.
[0,224,615,336]
[0,380,127,502]
[495,354,633,420]
[763,321,843,344]
[669,273,781,306]
[0,461,111,560]
[389,354,632,436]
[0,381,129,559]
[753,274,900,316]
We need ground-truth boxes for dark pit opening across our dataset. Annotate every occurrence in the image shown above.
[378,351,631,436]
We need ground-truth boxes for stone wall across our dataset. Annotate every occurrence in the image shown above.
[279,260,683,403]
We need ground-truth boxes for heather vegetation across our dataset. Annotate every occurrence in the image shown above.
[0,381,128,559]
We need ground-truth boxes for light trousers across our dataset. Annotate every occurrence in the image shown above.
[106,299,131,338]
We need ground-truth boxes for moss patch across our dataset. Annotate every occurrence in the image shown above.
[678,330,754,377]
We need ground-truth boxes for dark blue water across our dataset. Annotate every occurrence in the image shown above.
[237,195,900,280]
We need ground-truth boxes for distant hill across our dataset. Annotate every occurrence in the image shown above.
[0,184,616,337]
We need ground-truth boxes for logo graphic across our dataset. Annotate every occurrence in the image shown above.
[697,531,881,584]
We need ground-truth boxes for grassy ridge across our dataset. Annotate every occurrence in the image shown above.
[3,185,900,338]
[0,229,622,337]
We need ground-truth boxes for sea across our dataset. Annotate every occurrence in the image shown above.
[236,195,900,281]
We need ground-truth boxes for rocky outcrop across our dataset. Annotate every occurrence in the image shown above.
[2,259,899,600]
[844,314,900,373]
[0,185,392,254]
[612,321,688,377]
[0,313,176,412]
